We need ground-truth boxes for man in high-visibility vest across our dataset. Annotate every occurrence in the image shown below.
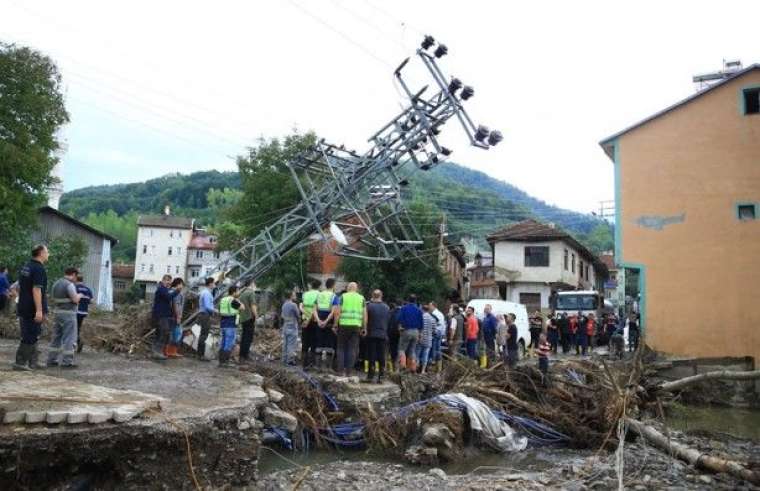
[315,278,337,370]
[334,282,367,377]
[218,285,244,368]
[299,279,321,369]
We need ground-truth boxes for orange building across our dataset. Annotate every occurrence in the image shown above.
[600,64,760,364]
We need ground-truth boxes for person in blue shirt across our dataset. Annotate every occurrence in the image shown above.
[0,265,10,313]
[196,277,217,361]
[75,274,93,353]
[396,294,423,372]
[151,274,180,360]
[482,304,498,363]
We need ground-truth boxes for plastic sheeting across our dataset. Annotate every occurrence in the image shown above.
[437,393,528,452]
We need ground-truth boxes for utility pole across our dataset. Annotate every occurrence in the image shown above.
[597,200,615,221]
[202,36,502,303]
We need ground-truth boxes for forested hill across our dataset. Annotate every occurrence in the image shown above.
[60,164,612,262]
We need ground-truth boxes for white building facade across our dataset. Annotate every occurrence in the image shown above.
[488,220,607,313]
[134,213,194,296]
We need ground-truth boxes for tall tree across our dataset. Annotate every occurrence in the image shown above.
[339,200,450,304]
[0,42,69,243]
[224,132,317,299]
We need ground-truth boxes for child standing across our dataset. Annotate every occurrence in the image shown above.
[537,332,551,385]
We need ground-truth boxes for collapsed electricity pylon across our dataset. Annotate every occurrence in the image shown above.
[206,36,502,295]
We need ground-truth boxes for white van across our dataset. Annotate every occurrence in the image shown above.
[466,299,531,356]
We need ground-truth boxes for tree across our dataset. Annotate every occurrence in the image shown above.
[339,200,450,304]
[579,222,615,255]
[44,235,87,289]
[0,42,69,241]
[224,132,317,299]
[83,210,138,262]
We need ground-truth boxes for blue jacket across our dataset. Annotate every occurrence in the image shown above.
[152,284,178,319]
[397,303,423,331]
[0,272,9,296]
[76,284,93,314]
[482,313,498,341]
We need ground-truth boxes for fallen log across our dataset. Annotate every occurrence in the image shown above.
[626,418,760,484]
[656,369,760,393]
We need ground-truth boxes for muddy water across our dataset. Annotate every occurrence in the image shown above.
[666,404,760,441]
[258,446,591,476]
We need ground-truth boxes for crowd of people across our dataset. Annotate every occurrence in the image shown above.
[5,244,640,379]
[8,245,93,371]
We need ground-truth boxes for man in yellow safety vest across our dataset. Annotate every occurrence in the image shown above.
[334,282,367,377]
[299,279,321,369]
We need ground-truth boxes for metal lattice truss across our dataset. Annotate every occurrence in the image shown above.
[205,36,501,292]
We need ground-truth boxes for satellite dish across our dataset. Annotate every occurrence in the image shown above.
[329,222,348,246]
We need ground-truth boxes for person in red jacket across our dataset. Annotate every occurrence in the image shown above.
[464,306,479,361]
[568,314,579,355]
[584,313,597,355]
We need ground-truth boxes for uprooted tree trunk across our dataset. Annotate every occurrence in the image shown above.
[655,369,760,393]
[626,418,760,485]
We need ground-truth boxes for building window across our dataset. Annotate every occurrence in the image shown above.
[210,236,216,243]
[571,254,576,273]
[167,265,171,274]
[737,203,757,221]
[585,265,590,280]
[524,246,550,267]
[579,260,584,278]
[150,229,154,237]
[142,245,147,254]
[743,87,760,115]
[179,231,182,238]
[105,260,110,268]
[191,269,199,278]
[168,246,173,256]
[196,250,203,259]
[141,264,145,272]
[149,264,154,273]
[114,280,126,290]
[177,247,181,255]
[214,251,220,259]
[151,245,155,254]
[175,265,180,275]
[563,249,568,270]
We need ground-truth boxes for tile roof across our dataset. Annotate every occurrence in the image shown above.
[137,214,194,229]
[112,264,135,279]
[599,253,616,270]
[189,232,218,250]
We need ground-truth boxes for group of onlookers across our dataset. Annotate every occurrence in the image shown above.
[8,245,93,371]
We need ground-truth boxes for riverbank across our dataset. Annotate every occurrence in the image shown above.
[257,424,760,490]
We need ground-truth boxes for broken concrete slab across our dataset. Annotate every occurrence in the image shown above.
[0,372,165,425]
[263,406,298,432]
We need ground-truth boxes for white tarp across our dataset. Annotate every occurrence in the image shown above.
[183,323,218,360]
[437,393,528,452]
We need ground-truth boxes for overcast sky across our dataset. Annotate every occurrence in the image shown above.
[2,0,759,214]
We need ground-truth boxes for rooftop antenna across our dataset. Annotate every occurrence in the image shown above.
[692,59,743,91]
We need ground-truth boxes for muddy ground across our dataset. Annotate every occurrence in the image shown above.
[257,427,760,490]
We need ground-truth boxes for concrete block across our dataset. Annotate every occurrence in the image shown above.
[88,411,112,424]
[2,411,25,424]
[263,406,298,432]
[24,411,46,424]
[113,407,141,423]
[67,410,89,424]
[266,389,284,403]
[45,411,69,424]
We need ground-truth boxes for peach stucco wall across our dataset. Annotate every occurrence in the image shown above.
[617,70,760,365]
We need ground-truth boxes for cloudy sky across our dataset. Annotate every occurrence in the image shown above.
[2,0,759,214]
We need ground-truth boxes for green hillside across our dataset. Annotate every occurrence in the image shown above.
[60,163,612,262]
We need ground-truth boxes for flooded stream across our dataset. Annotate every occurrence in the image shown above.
[666,404,760,441]
[258,445,592,476]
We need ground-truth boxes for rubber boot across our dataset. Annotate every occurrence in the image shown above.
[12,343,33,371]
[29,345,46,370]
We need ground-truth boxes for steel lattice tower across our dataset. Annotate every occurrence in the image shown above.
[206,36,502,296]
